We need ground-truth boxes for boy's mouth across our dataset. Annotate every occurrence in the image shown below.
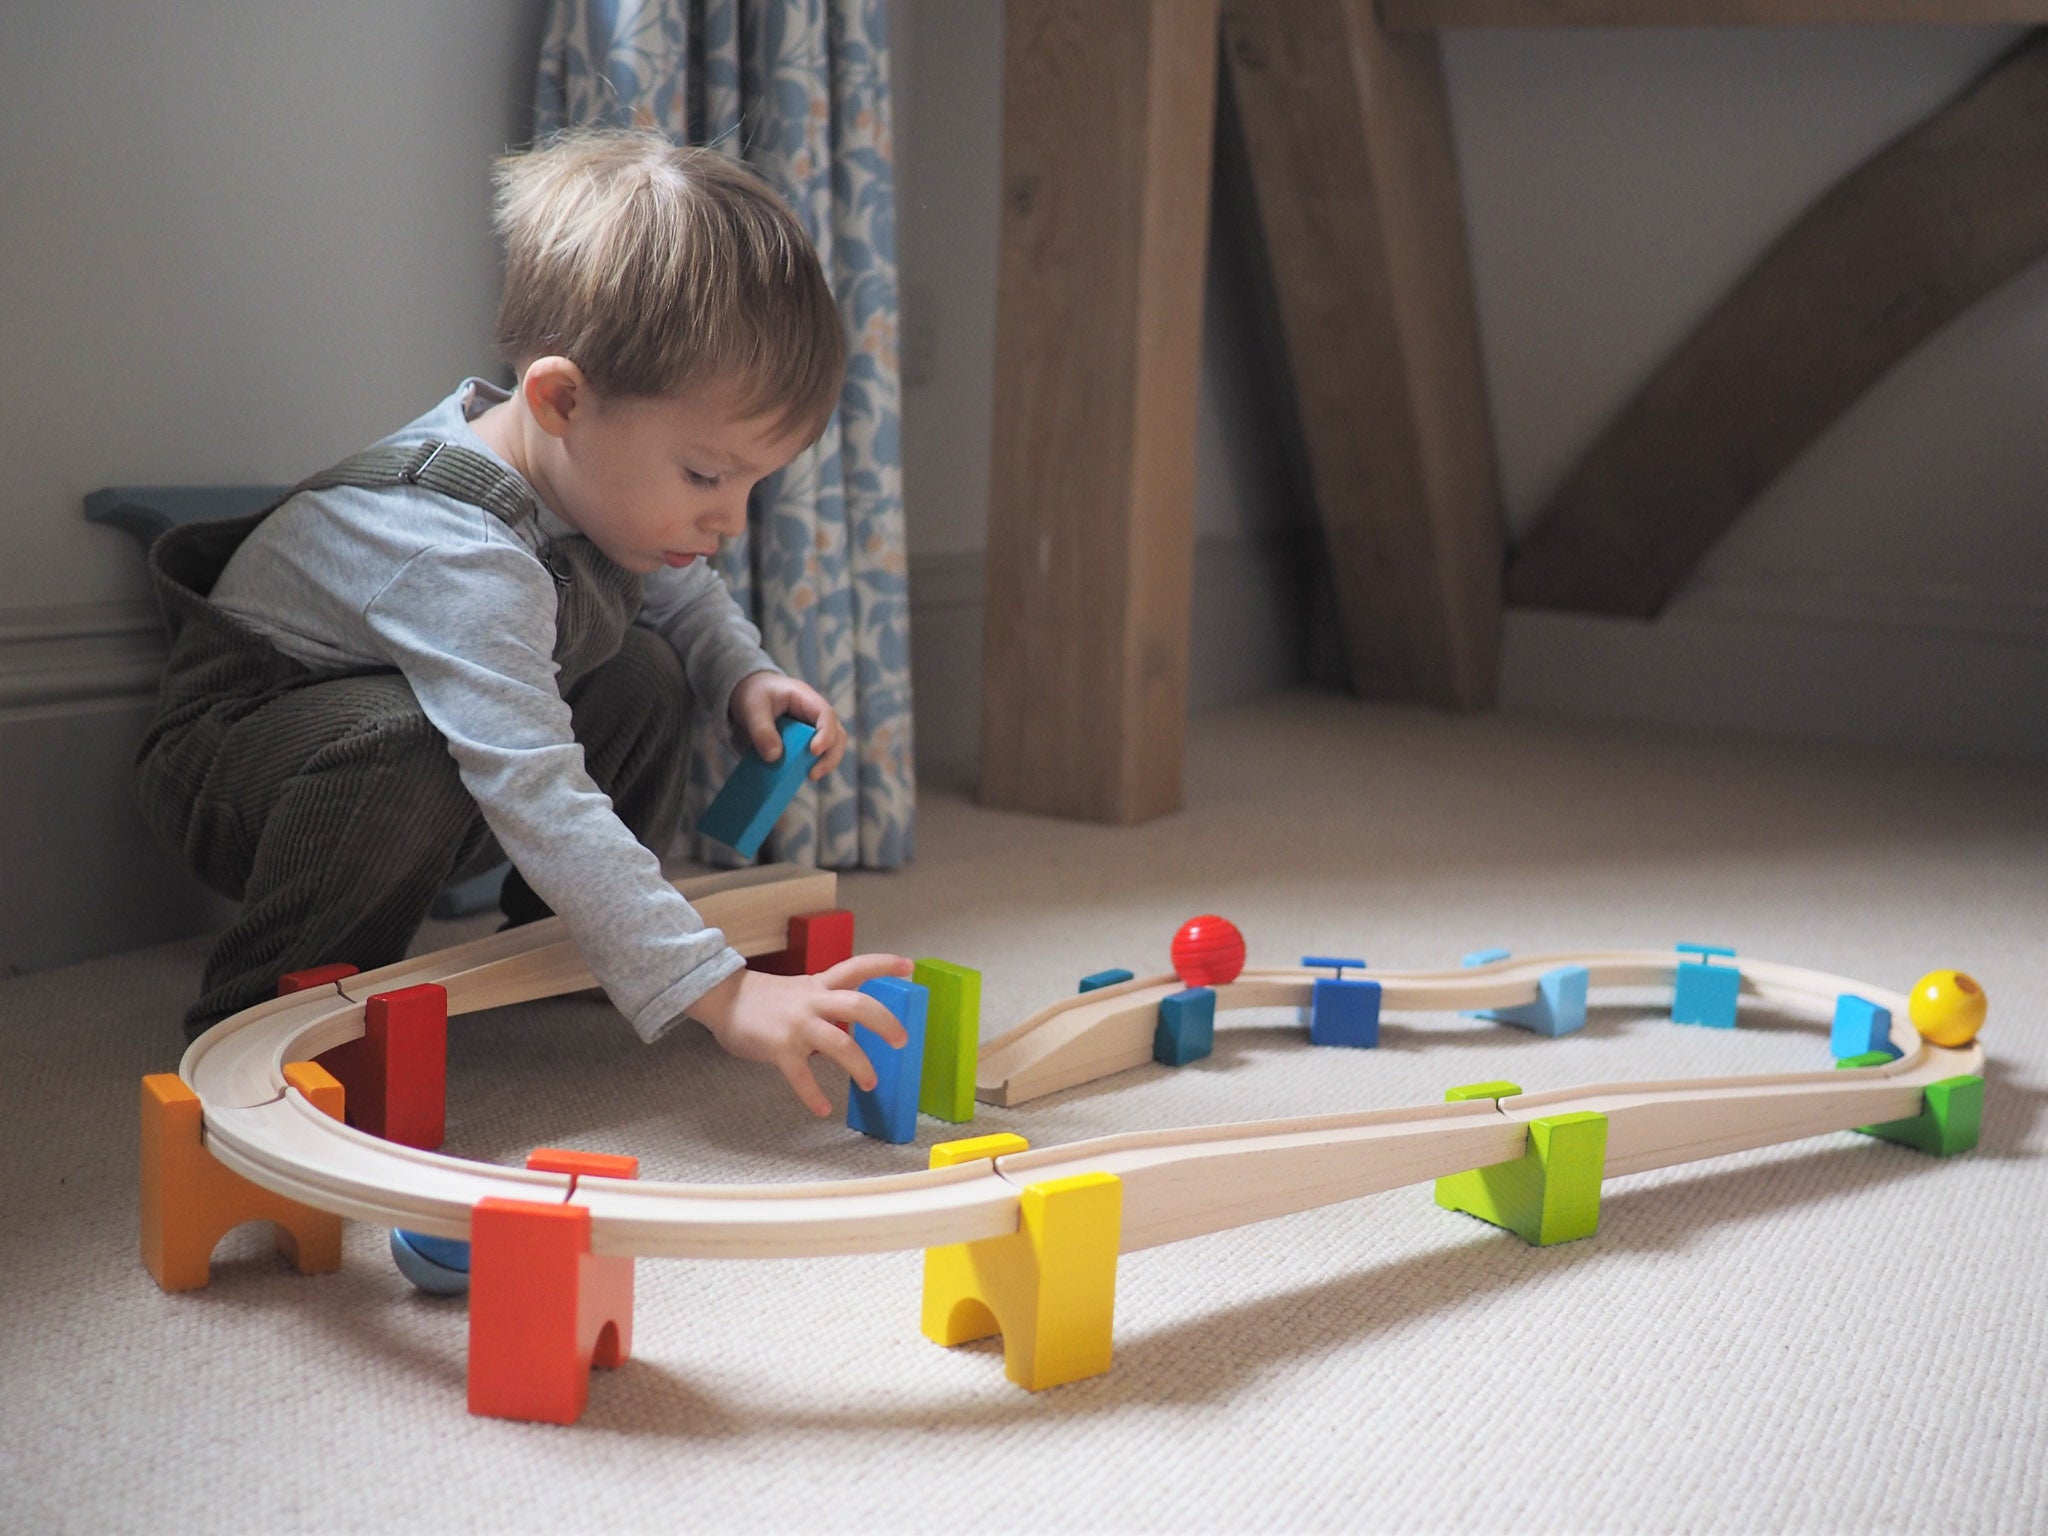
[662,551,702,568]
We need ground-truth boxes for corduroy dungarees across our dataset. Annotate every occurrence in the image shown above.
[134,441,694,1037]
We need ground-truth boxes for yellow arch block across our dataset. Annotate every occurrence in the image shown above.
[921,1135,1122,1391]
[139,1064,345,1292]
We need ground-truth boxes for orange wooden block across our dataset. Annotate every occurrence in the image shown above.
[316,982,448,1149]
[466,1149,638,1425]
[139,1064,346,1293]
[747,908,856,976]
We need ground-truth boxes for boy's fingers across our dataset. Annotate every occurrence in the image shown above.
[778,1054,832,1117]
[818,953,915,991]
[748,710,784,760]
[809,1022,879,1090]
[825,991,909,1048]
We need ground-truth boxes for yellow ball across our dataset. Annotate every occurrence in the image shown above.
[1908,969,1987,1048]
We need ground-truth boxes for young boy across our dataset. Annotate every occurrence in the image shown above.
[135,128,909,1116]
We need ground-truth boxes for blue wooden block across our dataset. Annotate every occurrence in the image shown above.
[1459,948,1513,1019]
[1489,966,1589,1038]
[847,977,929,1144]
[1676,943,1737,962]
[700,716,817,859]
[1309,977,1380,1048]
[1153,987,1215,1068]
[1832,994,1899,1060]
[1079,968,1135,993]
[1673,959,1741,1028]
[1302,955,1368,977]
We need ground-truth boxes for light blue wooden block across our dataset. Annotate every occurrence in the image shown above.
[1309,977,1380,1048]
[1832,994,1899,1060]
[1460,948,1513,1020]
[1153,987,1215,1068]
[1080,968,1134,993]
[847,977,929,1144]
[1673,958,1741,1028]
[1489,966,1589,1038]
[700,717,816,859]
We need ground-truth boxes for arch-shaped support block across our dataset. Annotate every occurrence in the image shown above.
[1837,1060,1983,1158]
[467,1148,638,1425]
[139,1064,345,1292]
[1434,1081,1608,1246]
[920,1136,1122,1391]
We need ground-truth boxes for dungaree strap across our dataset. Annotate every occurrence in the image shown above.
[293,440,537,531]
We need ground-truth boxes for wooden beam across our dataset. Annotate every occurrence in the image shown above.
[979,0,1219,824]
[1509,31,2048,617]
[1221,0,1504,707]
[1383,1,2048,27]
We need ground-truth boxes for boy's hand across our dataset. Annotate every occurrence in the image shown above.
[731,671,846,782]
[687,954,916,1117]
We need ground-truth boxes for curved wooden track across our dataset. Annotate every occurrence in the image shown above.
[180,869,1983,1261]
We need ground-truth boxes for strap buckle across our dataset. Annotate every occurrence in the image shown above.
[402,440,448,485]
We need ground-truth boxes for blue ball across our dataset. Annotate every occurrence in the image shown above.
[390,1228,470,1296]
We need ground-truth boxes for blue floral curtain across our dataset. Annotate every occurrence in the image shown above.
[535,0,913,870]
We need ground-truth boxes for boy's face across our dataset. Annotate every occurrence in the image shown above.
[528,364,814,574]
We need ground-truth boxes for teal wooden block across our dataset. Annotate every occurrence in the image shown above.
[1153,987,1215,1067]
[700,717,816,858]
[1080,968,1134,993]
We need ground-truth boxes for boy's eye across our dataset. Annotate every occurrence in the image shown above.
[686,469,722,489]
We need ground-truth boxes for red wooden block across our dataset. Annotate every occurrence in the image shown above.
[277,962,359,995]
[467,1149,639,1425]
[746,908,856,976]
[316,983,447,1149]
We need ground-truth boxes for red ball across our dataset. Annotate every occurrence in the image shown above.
[1171,915,1246,987]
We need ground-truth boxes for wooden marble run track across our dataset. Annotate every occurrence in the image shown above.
[178,864,1982,1255]
[157,862,1987,1415]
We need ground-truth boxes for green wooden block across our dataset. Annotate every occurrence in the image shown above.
[1435,1086,1608,1247]
[1834,1068,1984,1157]
[913,958,981,1123]
[1445,1080,1522,1105]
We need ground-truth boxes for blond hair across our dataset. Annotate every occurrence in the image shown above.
[492,128,844,440]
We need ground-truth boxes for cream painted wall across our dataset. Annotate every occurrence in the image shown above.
[0,0,549,615]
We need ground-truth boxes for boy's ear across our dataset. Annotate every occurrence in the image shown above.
[522,356,588,438]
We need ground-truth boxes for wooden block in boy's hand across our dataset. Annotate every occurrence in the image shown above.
[700,716,816,859]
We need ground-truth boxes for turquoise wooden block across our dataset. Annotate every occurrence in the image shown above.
[1831,994,1898,1060]
[1080,968,1134,993]
[700,716,816,859]
[1153,987,1215,1067]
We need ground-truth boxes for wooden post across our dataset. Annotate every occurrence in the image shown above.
[979,0,1220,825]
[1220,0,1504,708]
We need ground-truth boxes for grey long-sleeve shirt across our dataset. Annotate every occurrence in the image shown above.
[208,378,779,1040]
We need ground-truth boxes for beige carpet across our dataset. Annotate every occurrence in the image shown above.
[3,691,2043,1534]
